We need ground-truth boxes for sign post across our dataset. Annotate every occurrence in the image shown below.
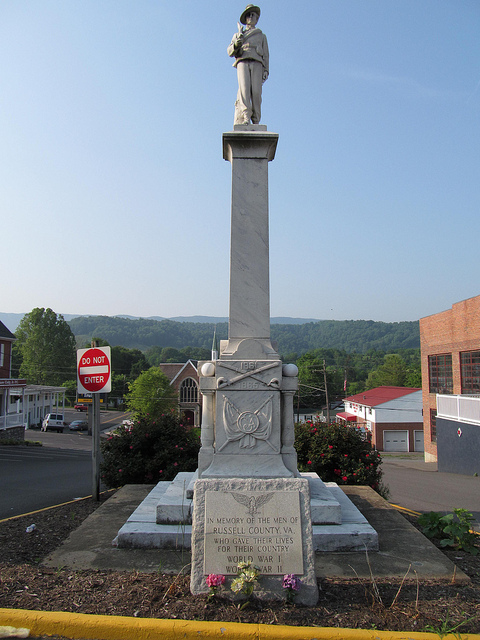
[77,345,112,501]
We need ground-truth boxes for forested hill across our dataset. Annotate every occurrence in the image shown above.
[69,316,419,355]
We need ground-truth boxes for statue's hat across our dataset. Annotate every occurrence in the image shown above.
[240,4,261,25]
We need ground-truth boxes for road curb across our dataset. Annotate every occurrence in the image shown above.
[2,608,480,640]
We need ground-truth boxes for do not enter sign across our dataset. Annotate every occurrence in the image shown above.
[77,347,112,394]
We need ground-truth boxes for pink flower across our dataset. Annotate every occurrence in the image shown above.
[206,574,225,588]
[342,476,348,482]
[307,460,312,465]
[129,445,133,449]
[328,445,333,449]
[320,453,325,457]
[173,462,178,466]
[118,469,122,473]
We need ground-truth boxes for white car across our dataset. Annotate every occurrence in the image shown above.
[41,413,66,433]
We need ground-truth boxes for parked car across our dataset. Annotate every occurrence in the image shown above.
[69,420,88,431]
[74,404,89,412]
[41,413,66,433]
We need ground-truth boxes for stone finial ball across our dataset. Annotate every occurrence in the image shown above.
[283,363,298,377]
[201,362,216,377]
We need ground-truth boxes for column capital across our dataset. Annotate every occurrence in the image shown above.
[223,130,279,162]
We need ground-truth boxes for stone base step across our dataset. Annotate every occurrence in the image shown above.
[115,473,378,552]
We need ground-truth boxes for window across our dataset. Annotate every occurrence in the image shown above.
[179,378,198,404]
[430,409,437,442]
[0,343,4,367]
[428,354,453,394]
[460,350,480,394]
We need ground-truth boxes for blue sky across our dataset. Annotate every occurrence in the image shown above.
[1,1,479,323]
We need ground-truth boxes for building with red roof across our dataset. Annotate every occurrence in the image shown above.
[337,386,423,452]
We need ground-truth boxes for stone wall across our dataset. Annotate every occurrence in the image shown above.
[0,425,25,442]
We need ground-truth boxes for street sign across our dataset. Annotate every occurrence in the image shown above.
[77,347,112,394]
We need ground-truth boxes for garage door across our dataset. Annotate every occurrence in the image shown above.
[383,430,408,452]
[414,430,424,452]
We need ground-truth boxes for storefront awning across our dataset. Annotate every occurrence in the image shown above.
[336,412,357,422]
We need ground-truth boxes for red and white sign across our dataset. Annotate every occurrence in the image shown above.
[77,347,112,394]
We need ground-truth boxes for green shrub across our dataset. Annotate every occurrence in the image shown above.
[418,508,479,555]
[417,511,444,540]
[100,413,200,488]
[294,419,384,493]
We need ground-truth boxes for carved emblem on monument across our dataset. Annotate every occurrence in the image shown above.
[219,395,277,451]
[229,491,274,515]
[217,361,280,389]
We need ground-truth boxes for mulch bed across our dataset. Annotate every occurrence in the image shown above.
[1,493,479,635]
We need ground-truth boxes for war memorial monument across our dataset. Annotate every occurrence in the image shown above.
[116,5,377,606]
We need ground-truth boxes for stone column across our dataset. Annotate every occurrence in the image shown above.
[221,126,279,360]
[198,364,216,477]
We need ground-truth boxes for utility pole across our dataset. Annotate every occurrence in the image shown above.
[302,360,330,422]
[323,361,330,424]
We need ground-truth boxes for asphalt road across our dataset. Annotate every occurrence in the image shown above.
[0,410,130,519]
[381,453,480,526]
[0,446,93,519]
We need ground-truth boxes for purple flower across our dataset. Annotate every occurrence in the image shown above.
[282,574,301,591]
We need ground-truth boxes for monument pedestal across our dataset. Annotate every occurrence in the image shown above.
[190,127,320,603]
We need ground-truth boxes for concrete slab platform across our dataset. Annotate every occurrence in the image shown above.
[115,473,377,551]
[42,484,469,582]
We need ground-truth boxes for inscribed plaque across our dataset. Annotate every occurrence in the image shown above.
[204,489,303,575]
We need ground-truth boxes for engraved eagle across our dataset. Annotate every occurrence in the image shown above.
[230,492,274,515]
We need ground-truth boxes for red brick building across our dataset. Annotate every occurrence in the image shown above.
[158,360,201,427]
[337,386,423,452]
[420,294,480,463]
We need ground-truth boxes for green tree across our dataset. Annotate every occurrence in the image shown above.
[15,308,76,385]
[365,353,407,389]
[405,365,422,387]
[61,379,77,406]
[296,354,326,409]
[125,367,177,419]
[111,346,149,378]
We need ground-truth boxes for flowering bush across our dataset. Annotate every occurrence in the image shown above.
[206,573,225,598]
[100,412,200,488]
[231,561,260,599]
[282,574,301,603]
[294,419,385,495]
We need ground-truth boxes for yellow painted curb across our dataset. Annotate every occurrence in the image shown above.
[2,609,480,640]
[0,489,116,525]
